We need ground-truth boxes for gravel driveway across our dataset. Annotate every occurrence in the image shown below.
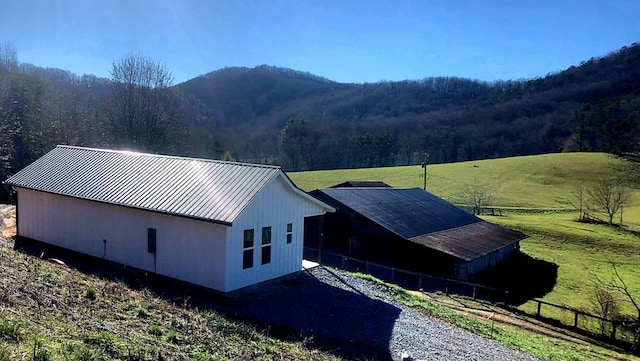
[222,265,540,361]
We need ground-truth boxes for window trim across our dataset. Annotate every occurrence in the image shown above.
[261,226,272,265]
[286,223,293,244]
[243,229,254,269]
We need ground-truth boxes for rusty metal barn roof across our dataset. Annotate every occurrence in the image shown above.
[313,187,526,261]
[409,222,526,261]
[4,146,284,225]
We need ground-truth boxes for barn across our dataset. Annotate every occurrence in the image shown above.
[3,145,334,293]
[307,185,526,280]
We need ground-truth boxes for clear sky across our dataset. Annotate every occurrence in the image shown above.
[2,0,639,84]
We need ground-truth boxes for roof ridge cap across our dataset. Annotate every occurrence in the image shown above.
[55,145,281,170]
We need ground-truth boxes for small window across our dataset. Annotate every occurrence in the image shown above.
[286,223,293,244]
[244,229,254,248]
[147,228,157,254]
[243,229,254,269]
[261,226,272,265]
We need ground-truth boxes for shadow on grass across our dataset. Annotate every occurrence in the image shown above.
[470,252,559,306]
[13,237,399,361]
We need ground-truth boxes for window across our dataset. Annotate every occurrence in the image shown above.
[261,226,271,265]
[286,223,293,244]
[243,229,254,269]
[147,228,156,254]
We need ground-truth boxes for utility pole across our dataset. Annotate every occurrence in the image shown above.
[420,153,429,191]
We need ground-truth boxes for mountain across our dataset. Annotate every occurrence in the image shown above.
[1,42,639,193]
[174,43,640,170]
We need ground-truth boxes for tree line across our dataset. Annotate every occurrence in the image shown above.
[2,41,640,203]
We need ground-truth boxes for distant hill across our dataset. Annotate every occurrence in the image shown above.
[175,43,640,170]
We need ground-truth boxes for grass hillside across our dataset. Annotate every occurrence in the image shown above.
[291,152,640,228]
[291,152,640,329]
[0,240,338,360]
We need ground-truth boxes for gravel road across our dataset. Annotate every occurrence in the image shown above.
[223,265,541,361]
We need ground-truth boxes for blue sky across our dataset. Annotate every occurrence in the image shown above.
[2,0,639,84]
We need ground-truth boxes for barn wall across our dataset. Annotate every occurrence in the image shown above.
[226,175,327,292]
[16,188,228,291]
[455,243,520,280]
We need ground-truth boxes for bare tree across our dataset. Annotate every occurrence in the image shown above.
[569,185,589,222]
[587,181,630,225]
[599,264,640,350]
[463,179,494,215]
[107,54,182,152]
[590,284,620,334]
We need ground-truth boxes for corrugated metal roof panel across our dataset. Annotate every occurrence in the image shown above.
[314,187,526,261]
[4,146,282,225]
[316,187,480,238]
[409,222,527,261]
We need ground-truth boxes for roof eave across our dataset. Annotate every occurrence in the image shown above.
[11,186,233,227]
[279,173,336,213]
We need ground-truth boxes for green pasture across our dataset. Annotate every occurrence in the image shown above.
[291,152,640,321]
[490,213,640,317]
[292,152,636,207]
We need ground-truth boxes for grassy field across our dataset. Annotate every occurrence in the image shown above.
[0,243,339,361]
[291,152,640,333]
[291,152,639,218]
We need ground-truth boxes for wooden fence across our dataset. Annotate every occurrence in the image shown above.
[303,247,509,304]
[517,298,637,347]
[303,247,637,349]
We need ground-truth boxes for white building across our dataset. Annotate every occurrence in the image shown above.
[4,146,334,293]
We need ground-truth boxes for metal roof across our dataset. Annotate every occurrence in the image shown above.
[409,222,526,261]
[313,187,525,261]
[4,146,287,225]
[330,181,391,188]
[314,187,480,237]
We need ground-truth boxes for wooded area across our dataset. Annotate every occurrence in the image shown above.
[1,41,640,201]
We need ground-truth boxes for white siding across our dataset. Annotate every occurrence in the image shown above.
[17,188,228,291]
[225,174,327,291]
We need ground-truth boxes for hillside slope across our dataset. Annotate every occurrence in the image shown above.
[0,228,338,360]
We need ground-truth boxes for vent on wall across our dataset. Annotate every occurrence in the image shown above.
[148,228,157,254]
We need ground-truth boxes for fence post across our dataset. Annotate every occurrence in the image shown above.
[574,312,579,328]
[503,291,509,306]
[611,322,617,339]
[445,280,449,295]
[472,286,477,301]
[537,301,541,317]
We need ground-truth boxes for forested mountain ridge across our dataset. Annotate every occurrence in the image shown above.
[1,42,639,195]
[175,43,640,170]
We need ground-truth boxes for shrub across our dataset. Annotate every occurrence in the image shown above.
[85,287,97,300]
[148,325,163,337]
[165,331,179,344]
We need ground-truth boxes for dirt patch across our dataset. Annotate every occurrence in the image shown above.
[0,204,16,243]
